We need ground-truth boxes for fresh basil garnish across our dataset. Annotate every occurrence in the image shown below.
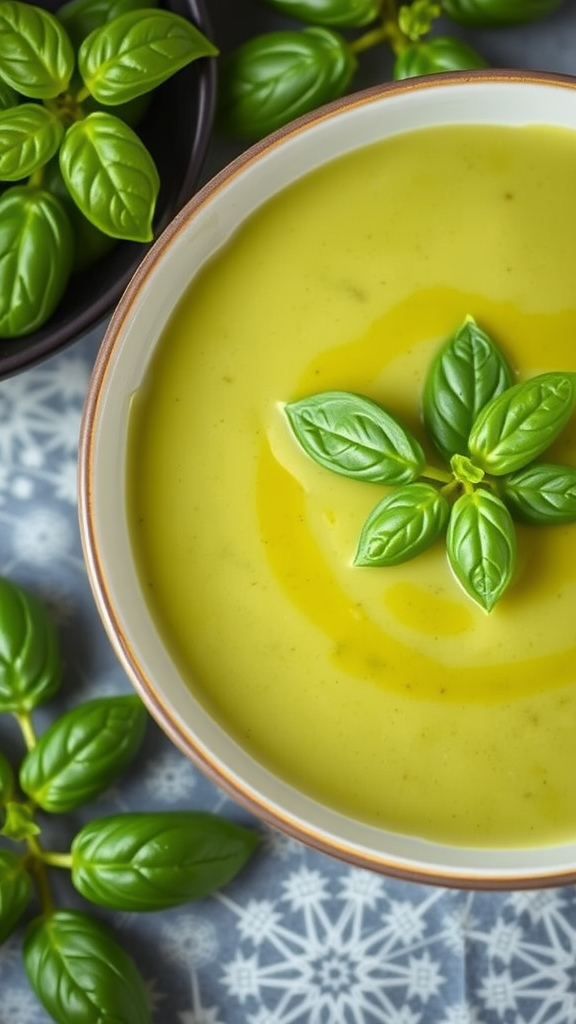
[285,390,425,484]
[468,371,576,475]
[355,482,449,566]
[446,489,516,613]
[423,314,513,462]
[501,462,576,524]
[283,316,576,612]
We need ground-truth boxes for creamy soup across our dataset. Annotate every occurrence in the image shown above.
[128,123,576,848]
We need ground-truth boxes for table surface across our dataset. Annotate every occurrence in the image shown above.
[2,3,576,1022]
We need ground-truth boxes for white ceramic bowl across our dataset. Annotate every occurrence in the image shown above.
[79,69,576,889]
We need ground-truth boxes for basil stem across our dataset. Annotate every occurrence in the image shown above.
[285,391,425,484]
[354,482,449,566]
[423,315,513,462]
[501,462,576,524]
[446,489,517,612]
[468,371,576,475]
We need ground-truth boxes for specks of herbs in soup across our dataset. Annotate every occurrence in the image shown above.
[128,123,576,848]
[284,315,576,613]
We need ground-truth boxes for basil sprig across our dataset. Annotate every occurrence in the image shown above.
[0,576,259,1023]
[0,0,217,337]
[284,315,576,611]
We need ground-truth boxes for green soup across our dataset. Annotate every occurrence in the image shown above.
[128,122,576,848]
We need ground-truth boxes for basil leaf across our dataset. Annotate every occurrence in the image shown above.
[0,849,31,944]
[0,104,63,182]
[19,695,147,812]
[501,462,576,524]
[0,752,14,805]
[0,186,73,338]
[71,812,258,910]
[0,577,61,712]
[468,372,576,475]
[218,27,357,141]
[0,78,19,111]
[59,112,159,241]
[41,157,119,273]
[285,391,425,484]
[57,0,159,51]
[24,909,152,1024]
[260,0,382,26]
[393,36,487,79]
[423,316,513,462]
[1,800,40,840]
[447,489,516,612]
[355,482,449,566]
[78,9,218,106]
[0,2,74,99]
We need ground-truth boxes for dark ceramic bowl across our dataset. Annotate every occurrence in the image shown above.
[0,0,216,378]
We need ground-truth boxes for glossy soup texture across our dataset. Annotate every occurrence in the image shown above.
[128,123,576,848]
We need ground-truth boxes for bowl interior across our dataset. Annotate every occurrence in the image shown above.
[80,71,576,888]
[0,0,216,378]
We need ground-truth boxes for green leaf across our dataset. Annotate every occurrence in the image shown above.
[441,0,563,28]
[0,104,63,182]
[501,463,576,524]
[260,0,383,26]
[398,1,441,41]
[0,78,19,112]
[78,8,217,106]
[59,112,160,241]
[446,489,517,611]
[0,849,31,944]
[450,453,484,485]
[19,695,147,813]
[1,800,40,840]
[285,391,425,484]
[57,0,159,51]
[354,482,449,567]
[41,157,119,273]
[71,812,258,911]
[0,751,14,805]
[423,316,513,462]
[24,909,152,1024]
[0,2,74,99]
[393,35,487,79]
[218,27,357,141]
[0,577,62,712]
[468,372,576,475]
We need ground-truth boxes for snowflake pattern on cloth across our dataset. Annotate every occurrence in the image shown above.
[1,330,576,1024]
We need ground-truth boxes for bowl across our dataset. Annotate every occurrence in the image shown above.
[79,69,576,889]
[0,0,216,379]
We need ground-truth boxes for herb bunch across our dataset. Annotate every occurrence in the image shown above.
[285,316,576,612]
[217,0,565,141]
[0,575,258,1024]
[0,0,217,338]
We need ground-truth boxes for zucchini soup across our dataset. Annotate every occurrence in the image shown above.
[127,122,576,849]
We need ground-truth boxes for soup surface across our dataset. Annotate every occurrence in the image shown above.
[128,123,576,848]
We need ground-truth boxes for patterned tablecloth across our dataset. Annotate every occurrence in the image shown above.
[2,3,576,1022]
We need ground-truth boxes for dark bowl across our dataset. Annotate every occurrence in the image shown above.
[0,0,217,378]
